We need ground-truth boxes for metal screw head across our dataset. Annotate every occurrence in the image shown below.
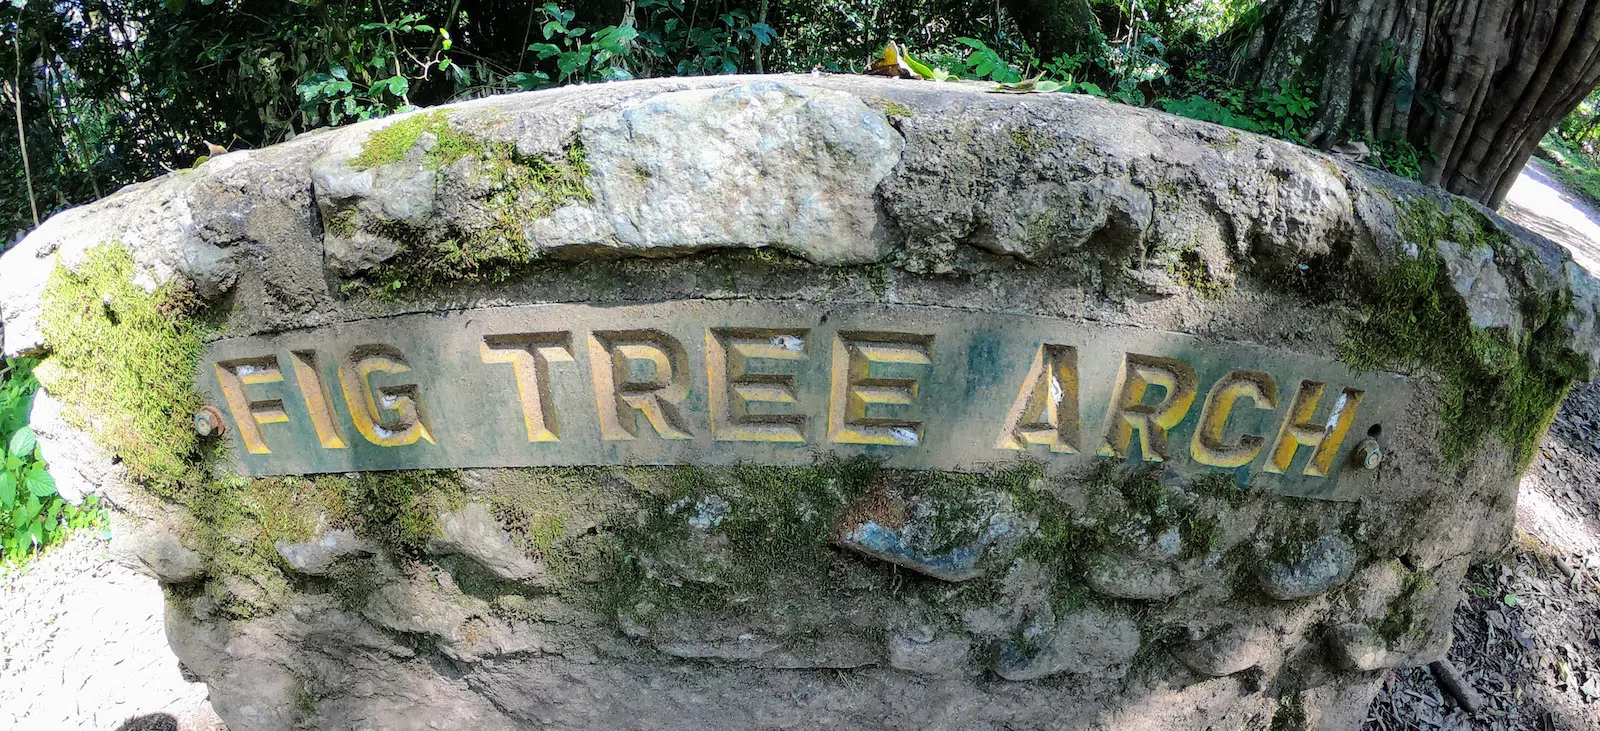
[194,406,226,438]
[1354,438,1382,470]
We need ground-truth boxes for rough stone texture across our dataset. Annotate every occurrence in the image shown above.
[3,74,1596,730]
[834,488,1030,581]
[26,388,112,504]
[1438,241,1520,331]
[428,502,549,583]
[553,82,902,263]
[275,528,373,575]
[114,520,206,584]
[992,604,1142,681]
[1257,535,1359,600]
[1084,553,1191,600]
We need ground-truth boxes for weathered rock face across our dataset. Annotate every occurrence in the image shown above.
[3,75,1596,731]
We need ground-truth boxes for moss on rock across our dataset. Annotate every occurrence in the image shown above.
[1340,196,1586,467]
[37,244,211,497]
[342,111,594,296]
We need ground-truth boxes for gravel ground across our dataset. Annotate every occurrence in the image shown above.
[0,530,223,731]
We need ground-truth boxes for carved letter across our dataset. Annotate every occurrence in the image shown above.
[1097,353,1198,462]
[214,356,290,455]
[481,332,576,442]
[337,345,436,447]
[1190,370,1278,468]
[827,331,934,446]
[1264,380,1364,477]
[588,330,693,441]
[707,328,808,443]
[288,350,348,450]
[996,344,1079,453]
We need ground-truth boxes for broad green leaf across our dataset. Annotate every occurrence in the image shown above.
[25,467,55,498]
[9,426,35,460]
[0,472,14,508]
[1503,593,1519,607]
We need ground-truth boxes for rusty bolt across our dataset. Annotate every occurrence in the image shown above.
[194,405,227,438]
[1353,438,1382,470]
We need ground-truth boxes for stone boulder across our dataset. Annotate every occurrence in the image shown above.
[4,74,1594,731]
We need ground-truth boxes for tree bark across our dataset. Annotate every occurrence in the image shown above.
[1233,0,1600,207]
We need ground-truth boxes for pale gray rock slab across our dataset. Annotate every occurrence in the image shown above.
[1438,240,1520,331]
[27,388,111,504]
[1084,553,1191,600]
[428,502,548,583]
[114,521,206,584]
[563,81,902,264]
[275,528,373,575]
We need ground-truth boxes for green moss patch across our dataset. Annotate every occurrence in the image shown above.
[343,111,593,296]
[38,244,211,496]
[1340,196,1586,467]
[1374,565,1434,643]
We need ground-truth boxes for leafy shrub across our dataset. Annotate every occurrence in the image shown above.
[0,358,105,563]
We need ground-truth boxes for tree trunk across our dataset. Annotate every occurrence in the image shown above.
[1234,0,1600,206]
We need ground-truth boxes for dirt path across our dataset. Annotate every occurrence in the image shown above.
[0,531,223,730]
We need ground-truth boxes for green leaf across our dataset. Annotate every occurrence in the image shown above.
[25,467,55,498]
[1503,593,1519,607]
[9,426,35,460]
[0,472,14,508]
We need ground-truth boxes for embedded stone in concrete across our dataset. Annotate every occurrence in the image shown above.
[992,604,1141,681]
[1258,535,1358,600]
[1084,553,1191,600]
[116,522,205,584]
[834,489,1030,582]
[1173,622,1278,677]
[887,629,974,677]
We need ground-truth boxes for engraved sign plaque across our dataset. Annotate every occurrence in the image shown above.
[198,301,1412,501]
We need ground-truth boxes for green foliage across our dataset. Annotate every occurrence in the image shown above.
[1366,136,1429,182]
[1339,197,1587,467]
[38,244,212,496]
[0,358,106,564]
[1158,79,1317,143]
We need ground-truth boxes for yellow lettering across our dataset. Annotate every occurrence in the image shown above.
[706,328,808,443]
[996,344,1079,453]
[1097,353,1198,462]
[337,345,436,447]
[481,332,576,442]
[827,332,934,446]
[1264,380,1364,477]
[588,330,693,441]
[1190,370,1278,468]
[214,356,290,455]
[288,350,348,450]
